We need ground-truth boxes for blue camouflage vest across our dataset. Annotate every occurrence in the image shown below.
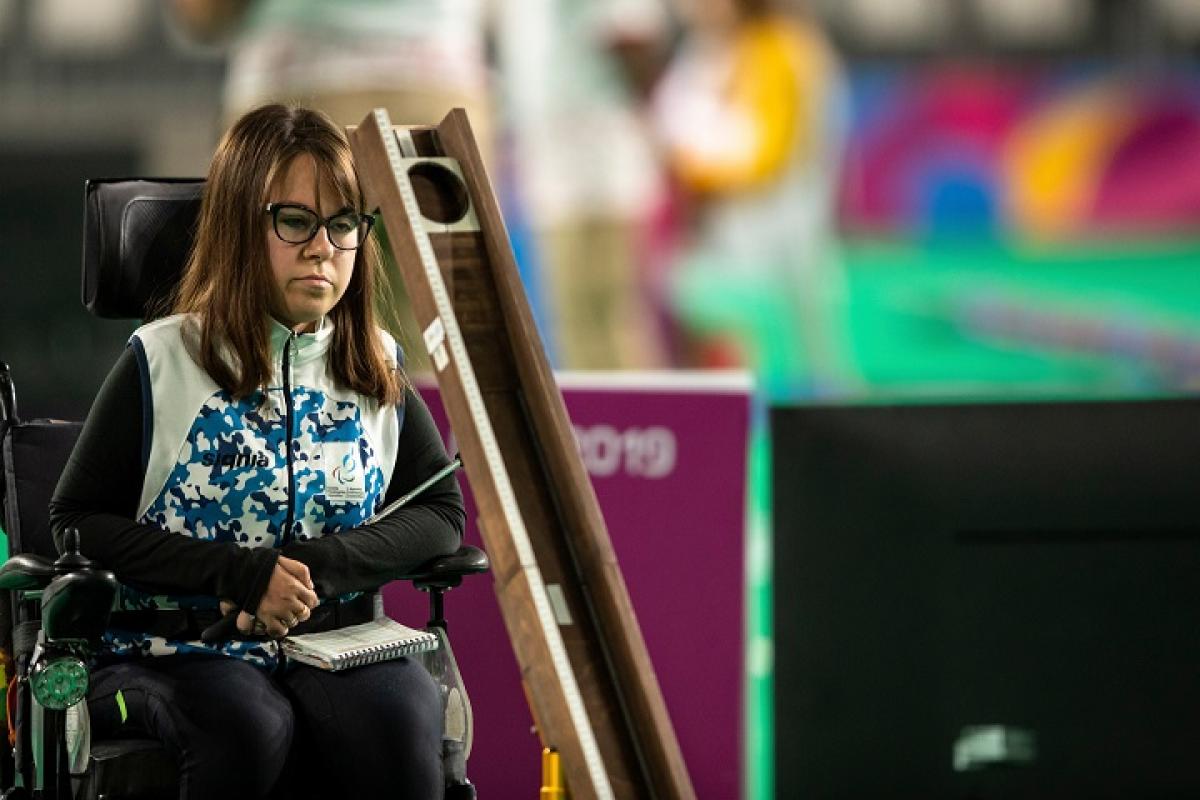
[108,314,402,667]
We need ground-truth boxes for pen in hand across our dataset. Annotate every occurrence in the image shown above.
[363,456,462,525]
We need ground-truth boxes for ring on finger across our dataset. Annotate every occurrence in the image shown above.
[252,618,267,636]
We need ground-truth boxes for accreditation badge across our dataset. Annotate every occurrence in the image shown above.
[322,441,367,502]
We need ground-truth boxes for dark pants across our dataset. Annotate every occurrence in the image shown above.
[87,654,443,800]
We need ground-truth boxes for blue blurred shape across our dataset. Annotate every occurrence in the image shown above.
[919,158,999,239]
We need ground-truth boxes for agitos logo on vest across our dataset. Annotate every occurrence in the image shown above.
[200,448,272,469]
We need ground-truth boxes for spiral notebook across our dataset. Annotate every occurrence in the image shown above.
[281,617,439,671]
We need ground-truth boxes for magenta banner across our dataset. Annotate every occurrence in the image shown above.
[383,372,752,798]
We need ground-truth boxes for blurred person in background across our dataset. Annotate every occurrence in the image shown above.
[171,0,494,373]
[650,0,857,397]
[499,0,670,370]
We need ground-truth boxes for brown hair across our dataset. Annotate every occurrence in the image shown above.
[174,104,403,405]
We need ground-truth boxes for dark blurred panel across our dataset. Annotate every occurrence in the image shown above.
[0,146,140,420]
[773,399,1200,797]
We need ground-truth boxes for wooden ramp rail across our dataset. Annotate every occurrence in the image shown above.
[348,108,696,800]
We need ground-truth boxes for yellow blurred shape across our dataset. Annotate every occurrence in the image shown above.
[675,17,833,195]
[1004,82,1137,239]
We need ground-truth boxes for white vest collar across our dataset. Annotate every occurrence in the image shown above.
[268,316,333,365]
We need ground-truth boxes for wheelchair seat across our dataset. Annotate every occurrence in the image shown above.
[0,177,487,800]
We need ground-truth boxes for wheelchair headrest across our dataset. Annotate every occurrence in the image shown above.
[83,178,204,320]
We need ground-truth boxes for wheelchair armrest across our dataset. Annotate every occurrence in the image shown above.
[0,553,56,591]
[0,530,118,643]
[404,545,489,592]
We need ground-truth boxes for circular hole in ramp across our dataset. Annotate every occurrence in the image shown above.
[407,161,470,224]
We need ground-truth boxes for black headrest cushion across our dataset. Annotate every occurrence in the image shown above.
[83,178,205,320]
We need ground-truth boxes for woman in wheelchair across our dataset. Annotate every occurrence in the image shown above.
[48,104,465,799]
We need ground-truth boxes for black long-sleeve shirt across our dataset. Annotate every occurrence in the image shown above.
[49,348,465,614]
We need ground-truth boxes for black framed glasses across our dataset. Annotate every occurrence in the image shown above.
[264,203,375,250]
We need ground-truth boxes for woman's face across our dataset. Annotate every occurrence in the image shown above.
[265,154,357,333]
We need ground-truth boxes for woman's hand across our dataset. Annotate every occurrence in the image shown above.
[218,598,257,639]
[223,556,318,638]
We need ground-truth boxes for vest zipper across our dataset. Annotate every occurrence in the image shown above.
[282,331,297,545]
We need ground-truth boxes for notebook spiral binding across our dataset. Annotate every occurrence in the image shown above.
[332,635,438,670]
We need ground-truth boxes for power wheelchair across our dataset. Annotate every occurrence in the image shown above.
[0,178,488,799]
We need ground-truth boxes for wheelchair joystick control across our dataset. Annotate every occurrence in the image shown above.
[54,527,98,574]
[40,528,118,644]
